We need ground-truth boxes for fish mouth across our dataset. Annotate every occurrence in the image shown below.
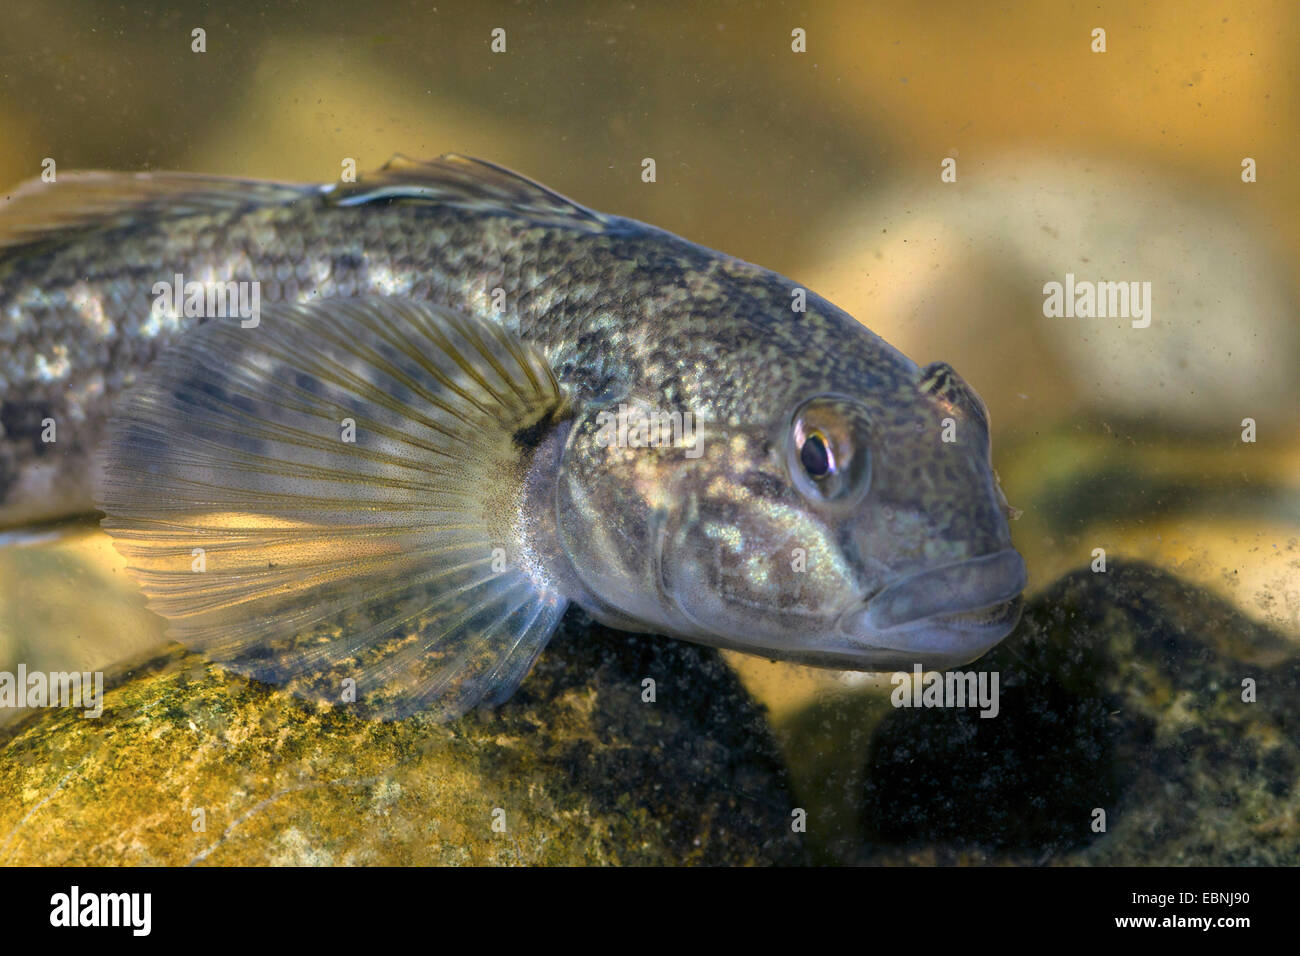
[836,548,1027,665]
[926,594,1024,631]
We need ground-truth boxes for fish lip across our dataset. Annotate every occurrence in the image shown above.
[828,589,1024,672]
[847,547,1028,634]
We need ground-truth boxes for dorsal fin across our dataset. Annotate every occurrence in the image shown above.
[326,154,613,231]
[0,154,611,255]
[0,171,315,252]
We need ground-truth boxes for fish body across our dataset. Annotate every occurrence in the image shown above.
[0,156,1025,718]
[1,158,644,524]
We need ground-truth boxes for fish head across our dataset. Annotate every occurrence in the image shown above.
[652,354,1023,671]
[552,318,1024,671]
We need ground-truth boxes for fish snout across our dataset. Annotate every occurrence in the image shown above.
[858,548,1027,631]
[835,548,1027,667]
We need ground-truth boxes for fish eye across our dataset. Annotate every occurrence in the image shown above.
[799,430,834,479]
[787,395,873,507]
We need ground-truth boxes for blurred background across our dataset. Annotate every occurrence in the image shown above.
[1,0,1297,742]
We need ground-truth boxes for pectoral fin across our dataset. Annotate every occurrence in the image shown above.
[96,297,571,720]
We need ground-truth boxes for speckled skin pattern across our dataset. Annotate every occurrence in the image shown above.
[0,159,1015,669]
[0,185,807,521]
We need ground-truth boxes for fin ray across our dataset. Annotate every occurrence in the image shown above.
[326,154,613,232]
[0,171,314,251]
[96,296,571,720]
[2,155,612,254]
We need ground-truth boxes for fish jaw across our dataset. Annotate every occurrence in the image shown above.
[657,538,1026,673]
[830,548,1027,670]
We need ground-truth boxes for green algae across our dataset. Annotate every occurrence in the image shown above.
[0,613,805,866]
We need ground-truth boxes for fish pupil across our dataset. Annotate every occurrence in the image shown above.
[800,431,833,478]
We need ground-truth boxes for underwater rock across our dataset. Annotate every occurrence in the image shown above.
[781,562,1298,864]
[0,612,804,865]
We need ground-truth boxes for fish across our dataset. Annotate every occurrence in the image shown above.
[0,154,1026,719]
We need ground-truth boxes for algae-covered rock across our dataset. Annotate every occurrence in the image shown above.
[0,612,804,865]
[782,562,1299,864]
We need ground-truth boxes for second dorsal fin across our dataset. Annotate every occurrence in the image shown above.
[0,154,612,256]
[0,171,315,251]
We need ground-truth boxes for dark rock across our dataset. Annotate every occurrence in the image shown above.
[785,562,1299,864]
